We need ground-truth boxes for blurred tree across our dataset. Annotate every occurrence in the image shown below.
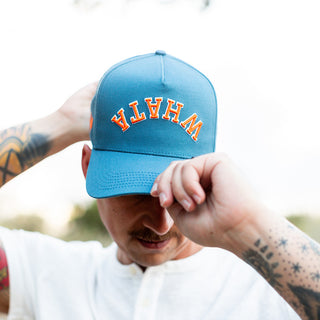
[203,0,210,7]
[73,0,211,10]
[1,206,319,247]
[0,214,45,233]
[62,201,112,246]
[287,214,320,242]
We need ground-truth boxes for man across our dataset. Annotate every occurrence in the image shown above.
[0,51,319,319]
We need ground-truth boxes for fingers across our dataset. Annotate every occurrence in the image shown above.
[57,81,99,141]
[151,161,177,207]
[82,82,99,101]
[151,158,207,212]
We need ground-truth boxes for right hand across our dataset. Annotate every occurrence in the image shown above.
[57,82,98,141]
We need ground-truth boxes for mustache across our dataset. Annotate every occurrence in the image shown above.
[130,228,180,242]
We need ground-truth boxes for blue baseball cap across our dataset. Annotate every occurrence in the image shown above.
[86,50,217,198]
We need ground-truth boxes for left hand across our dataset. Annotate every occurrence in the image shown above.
[151,153,264,250]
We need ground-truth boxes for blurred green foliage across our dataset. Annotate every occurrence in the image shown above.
[1,202,319,246]
[1,214,45,232]
[287,214,320,242]
[61,201,112,246]
[0,201,112,247]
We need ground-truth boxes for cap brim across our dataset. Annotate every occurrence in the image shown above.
[86,150,180,199]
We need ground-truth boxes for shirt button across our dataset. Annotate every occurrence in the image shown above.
[129,266,137,276]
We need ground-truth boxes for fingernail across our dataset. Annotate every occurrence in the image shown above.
[159,193,167,207]
[182,199,192,212]
[151,183,158,195]
[193,194,202,205]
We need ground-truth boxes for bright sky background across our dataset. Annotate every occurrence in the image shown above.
[1,0,320,231]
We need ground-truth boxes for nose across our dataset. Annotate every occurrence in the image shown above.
[142,199,174,236]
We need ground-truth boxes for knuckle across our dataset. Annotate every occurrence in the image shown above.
[217,152,229,161]
[168,160,182,168]
[172,189,187,202]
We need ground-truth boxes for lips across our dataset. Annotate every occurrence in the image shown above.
[131,228,176,250]
[137,238,170,249]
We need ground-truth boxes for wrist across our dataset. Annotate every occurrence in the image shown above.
[55,106,90,143]
[222,204,278,258]
[32,111,82,156]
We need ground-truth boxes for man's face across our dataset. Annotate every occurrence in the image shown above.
[97,195,202,268]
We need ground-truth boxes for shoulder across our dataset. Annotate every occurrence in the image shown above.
[0,226,105,269]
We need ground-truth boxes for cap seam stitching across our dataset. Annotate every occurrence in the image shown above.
[92,148,190,159]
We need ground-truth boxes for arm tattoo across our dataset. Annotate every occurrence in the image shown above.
[243,222,320,320]
[0,241,9,290]
[288,284,320,319]
[0,124,51,185]
[0,241,9,313]
[243,239,283,290]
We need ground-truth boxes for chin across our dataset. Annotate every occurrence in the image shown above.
[132,253,173,269]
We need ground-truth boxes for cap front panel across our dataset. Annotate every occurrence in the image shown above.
[91,53,217,159]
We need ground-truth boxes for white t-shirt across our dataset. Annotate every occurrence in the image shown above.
[0,227,300,320]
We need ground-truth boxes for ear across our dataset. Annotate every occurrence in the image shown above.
[81,144,92,178]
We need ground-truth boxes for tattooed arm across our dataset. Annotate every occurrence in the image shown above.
[0,82,97,313]
[152,153,320,320]
[241,215,320,320]
[0,82,97,187]
[0,241,9,313]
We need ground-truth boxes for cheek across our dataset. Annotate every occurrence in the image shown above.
[97,200,130,239]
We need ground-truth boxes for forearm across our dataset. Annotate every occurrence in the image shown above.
[0,111,82,187]
[0,82,97,187]
[228,209,320,320]
[153,153,320,318]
